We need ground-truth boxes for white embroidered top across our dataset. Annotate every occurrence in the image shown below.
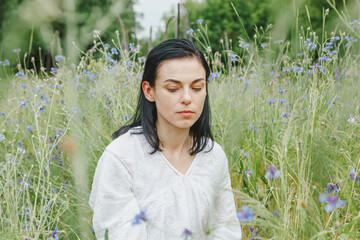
[89,127,242,240]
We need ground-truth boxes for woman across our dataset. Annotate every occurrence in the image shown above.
[89,38,242,239]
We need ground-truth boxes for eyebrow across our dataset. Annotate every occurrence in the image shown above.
[163,78,205,84]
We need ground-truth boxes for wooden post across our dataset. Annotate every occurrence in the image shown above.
[176,3,180,38]
[148,26,153,52]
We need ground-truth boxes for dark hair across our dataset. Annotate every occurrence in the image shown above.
[112,38,214,155]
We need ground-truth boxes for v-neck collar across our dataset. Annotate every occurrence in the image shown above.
[159,151,198,176]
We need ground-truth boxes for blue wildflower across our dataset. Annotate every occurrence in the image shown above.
[186,29,194,34]
[265,166,281,179]
[27,125,33,132]
[332,36,340,41]
[319,56,332,61]
[111,48,118,55]
[309,63,324,73]
[237,205,254,222]
[278,89,286,93]
[16,72,25,77]
[181,228,192,240]
[267,99,275,104]
[51,67,59,73]
[17,100,30,108]
[274,40,283,44]
[0,59,10,66]
[350,169,360,183]
[0,112,5,116]
[245,170,252,178]
[197,19,203,24]
[239,41,249,49]
[281,112,289,118]
[273,210,278,216]
[318,194,346,213]
[104,43,110,48]
[260,43,269,48]
[132,210,148,225]
[51,228,61,240]
[0,133,4,142]
[55,55,65,62]
[250,227,258,240]
[324,182,340,194]
[278,99,286,103]
[13,48,21,53]
[21,84,28,88]
[243,81,250,85]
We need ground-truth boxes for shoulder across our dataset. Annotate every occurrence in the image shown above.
[104,127,147,164]
[202,140,228,167]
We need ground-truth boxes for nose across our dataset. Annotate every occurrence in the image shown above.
[181,89,192,105]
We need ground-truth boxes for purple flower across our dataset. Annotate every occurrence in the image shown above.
[55,55,65,62]
[278,99,286,103]
[319,56,332,61]
[0,59,10,66]
[281,112,289,118]
[239,41,249,49]
[186,29,194,34]
[51,67,59,73]
[16,72,25,77]
[181,228,192,240]
[324,182,340,194]
[350,169,360,183]
[260,43,269,48]
[51,228,61,240]
[245,170,252,178]
[250,227,258,240]
[265,166,281,179]
[27,125,33,132]
[309,63,324,73]
[267,99,275,104]
[318,194,346,213]
[197,19,203,24]
[132,210,148,225]
[111,48,118,55]
[237,205,254,222]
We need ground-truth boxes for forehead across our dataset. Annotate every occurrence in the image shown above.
[156,57,206,82]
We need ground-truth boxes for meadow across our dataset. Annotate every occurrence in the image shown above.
[0,16,360,240]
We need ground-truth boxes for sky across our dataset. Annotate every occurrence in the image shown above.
[134,0,183,39]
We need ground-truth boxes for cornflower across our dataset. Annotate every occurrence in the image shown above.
[132,210,148,225]
[181,228,192,240]
[186,29,194,34]
[350,169,360,183]
[324,182,340,194]
[318,194,346,213]
[55,55,65,62]
[237,206,254,222]
[197,19,203,24]
[265,166,281,179]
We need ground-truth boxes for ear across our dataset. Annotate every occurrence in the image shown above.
[142,81,155,102]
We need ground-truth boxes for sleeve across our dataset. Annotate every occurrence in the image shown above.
[89,149,148,240]
[208,150,242,239]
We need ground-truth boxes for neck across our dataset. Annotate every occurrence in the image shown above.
[156,122,192,154]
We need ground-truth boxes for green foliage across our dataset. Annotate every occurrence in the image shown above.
[0,0,140,67]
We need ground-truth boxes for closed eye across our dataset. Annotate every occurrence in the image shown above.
[168,88,178,92]
[192,88,202,91]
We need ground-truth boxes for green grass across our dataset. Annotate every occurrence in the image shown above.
[1,19,360,240]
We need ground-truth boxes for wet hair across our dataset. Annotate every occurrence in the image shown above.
[112,38,213,155]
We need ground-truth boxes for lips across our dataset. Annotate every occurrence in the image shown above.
[178,110,194,117]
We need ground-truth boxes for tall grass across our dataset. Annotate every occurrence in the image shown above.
[1,8,360,240]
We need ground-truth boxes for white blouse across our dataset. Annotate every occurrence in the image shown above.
[89,127,242,240]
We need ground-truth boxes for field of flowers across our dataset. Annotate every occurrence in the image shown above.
[0,17,360,239]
